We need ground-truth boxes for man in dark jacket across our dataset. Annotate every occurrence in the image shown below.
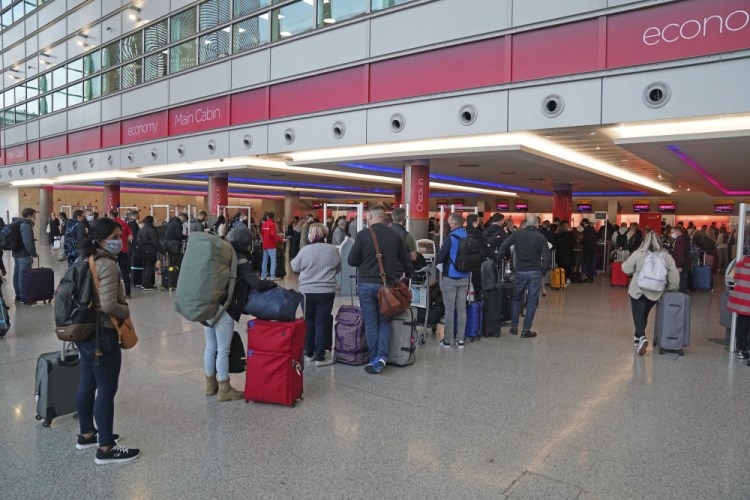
[483,213,508,260]
[190,210,208,234]
[348,205,413,374]
[136,216,163,291]
[12,208,39,303]
[671,226,691,293]
[165,216,187,268]
[465,214,484,298]
[581,218,598,283]
[65,210,87,268]
[497,215,551,338]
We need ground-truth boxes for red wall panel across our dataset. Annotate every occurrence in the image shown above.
[169,96,230,136]
[121,111,168,145]
[40,135,67,159]
[102,122,121,148]
[68,127,101,155]
[270,66,368,119]
[27,141,39,162]
[5,144,27,165]
[370,38,507,102]
[231,88,270,125]
[512,19,602,82]
[608,0,750,68]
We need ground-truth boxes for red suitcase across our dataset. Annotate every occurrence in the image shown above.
[610,262,629,287]
[245,319,305,407]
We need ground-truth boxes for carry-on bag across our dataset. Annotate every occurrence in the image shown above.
[654,291,691,355]
[131,254,144,287]
[228,331,246,373]
[691,253,713,292]
[245,319,305,406]
[459,301,483,342]
[610,262,629,287]
[550,268,566,290]
[23,260,55,303]
[0,289,10,337]
[482,289,501,337]
[388,307,417,366]
[501,281,513,322]
[243,287,303,322]
[334,276,369,365]
[35,342,80,427]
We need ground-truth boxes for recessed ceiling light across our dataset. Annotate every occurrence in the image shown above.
[589,132,596,135]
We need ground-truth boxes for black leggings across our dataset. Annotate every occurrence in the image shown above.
[737,314,750,353]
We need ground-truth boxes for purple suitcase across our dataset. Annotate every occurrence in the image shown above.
[334,305,369,366]
[22,266,55,303]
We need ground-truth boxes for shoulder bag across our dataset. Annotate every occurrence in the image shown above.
[89,256,138,349]
[369,227,411,318]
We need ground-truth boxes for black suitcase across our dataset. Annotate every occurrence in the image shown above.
[482,289,501,337]
[161,254,180,290]
[0,293,10,337]
[23,265,55,303]
[500,281,513,322]
[35,343,80,427]
[228,331,246,373]
[131,254,144,287]
[275,245,287,279]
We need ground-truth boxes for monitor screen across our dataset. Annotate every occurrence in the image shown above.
[496,202,509,211]
[633,203,651,213]
[576,203,592,212]
[514,202,529,212]
[714,204,734,214]
[658,204,676,213]
[312,202,322,209]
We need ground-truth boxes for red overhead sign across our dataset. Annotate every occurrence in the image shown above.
[121,111,168,145]
[5,144,27,165]
[406,164,430,220]
[169,96,230,136]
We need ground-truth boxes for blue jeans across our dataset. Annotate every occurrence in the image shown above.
[304,292,335,360]
[12,256,32,301]
[511,270,543,332]
[203,311,235,381]
[261,248,276,279]
[358,282,391,362]
[75,328,122,448]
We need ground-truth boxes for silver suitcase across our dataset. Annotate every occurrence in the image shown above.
[388,307,417,366]
[35,342,80,427]
[654,292,691,356]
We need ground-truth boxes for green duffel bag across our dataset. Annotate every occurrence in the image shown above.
[175,232,237,327]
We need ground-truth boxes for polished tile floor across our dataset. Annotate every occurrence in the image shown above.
[1,249,748,499]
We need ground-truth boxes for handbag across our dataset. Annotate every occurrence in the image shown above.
[89,256,138,349]
[369,227,412,318]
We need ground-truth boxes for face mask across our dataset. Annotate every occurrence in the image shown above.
[86,215,94,222]
[104,239,123,255]
[671,233,680,239]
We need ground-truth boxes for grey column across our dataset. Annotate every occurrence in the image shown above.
[38,186,53,247]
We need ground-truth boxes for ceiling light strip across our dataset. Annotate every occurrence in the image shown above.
[667,145,750,196]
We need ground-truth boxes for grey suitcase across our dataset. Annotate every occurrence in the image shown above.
[388,307,417,366]
[35,342,81,427]
[720,291,733,328]
[654,292,691,356]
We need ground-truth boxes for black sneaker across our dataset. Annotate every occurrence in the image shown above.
[509,327,518,335]
[76,432,120,450]
[439,340,451,349]
[142,287,156,292]
[95,445,140,465]
[520,330,537,338]
[456,340,465,349]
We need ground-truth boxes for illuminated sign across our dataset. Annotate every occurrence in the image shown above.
[657,199,676,213]
[514,200,529,212]
[576,199,593,212]
[496,199,510,211]
[632,199,651,212]
[714,199,735,214]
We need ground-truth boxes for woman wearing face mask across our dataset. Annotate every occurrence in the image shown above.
[74,217,140,465]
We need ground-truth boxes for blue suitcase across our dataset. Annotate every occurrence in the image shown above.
[456,301,483,342]
[691,264,713,291]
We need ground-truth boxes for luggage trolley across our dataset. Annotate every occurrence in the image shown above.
[409,265,433,345]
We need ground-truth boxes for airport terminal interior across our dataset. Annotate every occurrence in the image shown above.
[1,0,750,497]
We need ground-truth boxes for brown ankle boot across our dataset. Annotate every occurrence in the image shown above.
[217,379,243,402]
[205,375,218,396]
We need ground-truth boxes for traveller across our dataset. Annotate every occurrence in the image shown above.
[165,216,187,269]
[348,205,412,374]
[613,223,629,250]
[728,253,750,362]
[83,208,95,231]
[332,218,348,246]
[286,216,299,258]
[540,219,555,247]
[622,231,680,356]
[716,227,730,272]
[190,210,208,234]
[135,216,163,291]
[108,210,133,299]
[549,217,560,234]
[203,226,276,400]
[65,210,87,267]
[483,213,509,260]
[291,223,341,367]
[581,218,598,282]
[555,220,575,282]
[47,212,60,245]
[325,215,335,242]
[497,215,551,338]
[671,226,690,293]
[464,213,484,298]
[436,213,472,347]
[299,214,314,249]
[260,212,282,280]
[126,211,139,240]
[292,216,304,258]
[75,217,140,465]
[11,208,38,304]
[211,215,226,236]
[347,217,358,238]
[391,208,418,275]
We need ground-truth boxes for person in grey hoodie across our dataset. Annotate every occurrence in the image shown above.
[12,208,39,303]
[291,223,342,367]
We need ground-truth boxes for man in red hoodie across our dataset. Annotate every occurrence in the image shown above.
[261,212,281,280]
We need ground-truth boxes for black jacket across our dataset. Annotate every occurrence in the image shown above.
[483,224,508,259]
[136,224,164,257]
[127,220,139,240]
[497,227,551,273]
[582,225,598,253]
[165,217,187,253]
[228,252,263,322]
[348,223,412,286]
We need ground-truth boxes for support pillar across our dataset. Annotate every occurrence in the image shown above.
[402,160,430,240]
[208,174,228,216]
[38,186,53,246]
[394,190,402,208]
[104,181,120,214]
[552,183,573,223]
[284,191,301,223]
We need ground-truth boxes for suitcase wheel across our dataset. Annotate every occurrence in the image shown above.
[659,348,664,355]
[35,414,42,421]
[419,334,427,345]
[678,350,684,356]
[42,420,51,427]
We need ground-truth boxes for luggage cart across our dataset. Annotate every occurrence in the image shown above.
[409,265,432,345]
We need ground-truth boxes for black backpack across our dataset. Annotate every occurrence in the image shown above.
[53,258,97,341]
[0,222,23,251]
[64,221,83,257]
[450,234,483,273]
[615,232,628,249]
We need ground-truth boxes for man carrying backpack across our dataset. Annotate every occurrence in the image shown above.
[11,208,39,303]
[65,210,87,268]
[496,215,551,338]
[435,213,475,348]
[483,213,508,260]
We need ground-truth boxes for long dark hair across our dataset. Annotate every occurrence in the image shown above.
[81,218,121,258]
[142,215,155,227]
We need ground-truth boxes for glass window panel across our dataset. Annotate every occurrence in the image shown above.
[234,0,269,17]
[144,52,167,82]
[199,0,230,31]
[271,1,313,41]
[233,15,269,52]
[199,29,230,63]
[318,0,366,26]
[101,41,120,68]
[121,32,143,61]
[169,39,197,73]
[120,61,142,89]
[67,58,83,82]
[26,97,38,119]
[2,107,15,126]
[14,84,25,102]
[38,95,49,116]
[144,20,168,52]
[67,82,83,106]
[102,68,120,94]
[4,88,14,108]
[170,7,196,43]
[371,0,412,11]
[51,66,66,88]
[37,73,50,93]
[84,76,101,101]
[2,10,12,29]
[52,89,66,112]
[26,77,38,98]
[12,2,24,22]
[14,103,26,123]
[83,50,101,75]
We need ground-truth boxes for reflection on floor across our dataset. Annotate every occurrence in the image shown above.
[0,249,748,499]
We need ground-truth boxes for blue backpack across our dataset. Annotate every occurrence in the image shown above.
[65,222,83,257]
